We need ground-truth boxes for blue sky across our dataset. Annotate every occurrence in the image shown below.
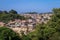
[0,0,60,13]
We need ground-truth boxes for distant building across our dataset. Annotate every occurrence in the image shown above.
[0,22,5,27]
[5,13,53,35]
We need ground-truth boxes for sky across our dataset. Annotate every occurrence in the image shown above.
[0,0,60,13]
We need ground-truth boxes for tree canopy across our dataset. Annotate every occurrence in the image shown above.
[0,10,26,23]
[0,27,21,40]
[0,8,60,40]
[21,8,60,40]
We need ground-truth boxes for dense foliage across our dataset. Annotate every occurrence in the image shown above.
[0,9,26,23]
[0,27,21,40]
[0,8,60,40]
[21,8,60,40]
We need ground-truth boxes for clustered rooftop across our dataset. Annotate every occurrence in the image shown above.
[0,13,53,35]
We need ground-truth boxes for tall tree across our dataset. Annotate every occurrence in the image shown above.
[9,9,17,14]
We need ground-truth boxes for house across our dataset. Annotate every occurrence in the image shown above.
[0,22,5,27]
[5,13,53,35]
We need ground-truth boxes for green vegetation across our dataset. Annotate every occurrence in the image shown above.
[0,8,60,40]
[0,9,26,23]
[0,27,21,40]
[21,8,60,40]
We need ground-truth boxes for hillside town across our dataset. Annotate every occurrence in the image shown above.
[0,13,53,35]
[0,0,60,40]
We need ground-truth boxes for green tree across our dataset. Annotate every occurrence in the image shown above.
[0,27,21,40]
[46,8,60,40]
[0,10,26,23]
[48,32,60,40]
[22,35,31,40]
[2,11,8,14]
[9,9,17,14]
